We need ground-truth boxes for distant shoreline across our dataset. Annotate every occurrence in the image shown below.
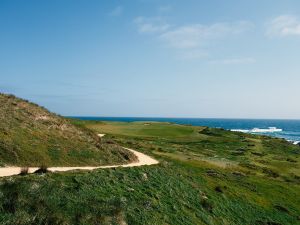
[68,116,300,121]
[70,117,300,144]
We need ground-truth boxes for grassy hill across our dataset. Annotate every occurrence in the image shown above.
[0,120,299,225]
[0,94,136,166]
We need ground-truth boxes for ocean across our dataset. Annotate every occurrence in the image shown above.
[72,117,300,144]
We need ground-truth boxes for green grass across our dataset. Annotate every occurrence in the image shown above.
[0,94,136,166]
[0,120,299,225]
[78,120,200,139]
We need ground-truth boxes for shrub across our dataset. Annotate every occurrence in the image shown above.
[286,158,297,163]
[200,199,213,213]
[215,186,223,193]
[34,165,49,174]
[262,168,279,178]
[274,205,289,213]
[19,167,29,176]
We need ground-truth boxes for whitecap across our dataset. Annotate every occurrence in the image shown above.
[230,129,250,133]
[250,127,282,133]
[231,127,282,133]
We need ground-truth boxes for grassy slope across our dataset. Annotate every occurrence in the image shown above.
[0,121,299,225]
[82,120,197,138]
[0,94,136,166]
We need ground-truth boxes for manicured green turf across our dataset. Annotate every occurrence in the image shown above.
[79,120,200,138]
[0,121,299,225]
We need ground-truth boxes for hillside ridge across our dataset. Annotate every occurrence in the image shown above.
[0,93,136,166]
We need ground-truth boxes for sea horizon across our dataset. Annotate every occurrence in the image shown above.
[69,116,300,121]
[70,117,300,143]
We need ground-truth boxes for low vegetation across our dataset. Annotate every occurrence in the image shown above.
[19,167,29,176]
[0,121,299,224]
[34,165,49,174]
[0,94,136,166]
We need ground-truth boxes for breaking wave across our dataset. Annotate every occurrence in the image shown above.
[231,127,283,133]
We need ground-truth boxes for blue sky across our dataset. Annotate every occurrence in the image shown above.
[1,0,300,118]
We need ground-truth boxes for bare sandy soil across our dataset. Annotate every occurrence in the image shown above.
[0,134,159,177]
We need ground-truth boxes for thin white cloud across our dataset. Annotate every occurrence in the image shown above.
[109,6,123,17]
[134,17,170,34]
[210,57,256,65]
[266,15,300,37]
[133,17,254,60]
[160,21,254,49]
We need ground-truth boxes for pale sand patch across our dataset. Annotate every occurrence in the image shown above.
[0,148,159,177]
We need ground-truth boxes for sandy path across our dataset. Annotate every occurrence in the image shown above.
[0,148,159,177]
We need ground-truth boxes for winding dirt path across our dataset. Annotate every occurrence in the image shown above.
[0,135,159,177]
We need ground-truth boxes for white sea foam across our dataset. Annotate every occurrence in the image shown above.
[293,141,300,145]
[231,129,250,133]
[251,127,282,133]
[231,127,283,133]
